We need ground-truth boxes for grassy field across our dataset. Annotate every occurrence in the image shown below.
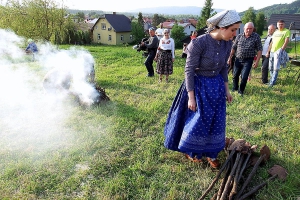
[0,43,300,200]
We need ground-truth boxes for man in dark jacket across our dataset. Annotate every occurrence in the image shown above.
[142,27,159,77]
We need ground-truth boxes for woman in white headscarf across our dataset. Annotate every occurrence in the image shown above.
[164,10,241,168]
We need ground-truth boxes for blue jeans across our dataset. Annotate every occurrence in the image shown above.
[232,57,254,92]
[269,52,279,86]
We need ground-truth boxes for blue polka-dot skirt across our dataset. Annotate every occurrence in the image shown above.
[164,74,226,159]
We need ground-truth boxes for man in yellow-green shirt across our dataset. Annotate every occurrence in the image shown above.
[266,19,290,87]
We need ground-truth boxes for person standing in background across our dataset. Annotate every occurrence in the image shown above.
[25,39,38,54]
[181,31,198,58]
[154,29,175,82]
[261,24,276,84]
[190,30,198,40]
[155,23,164,40]
[228,22,262,96]
[25,39,38,61]
[266,20,290,87]
[181,43,188,58]
[142,27,159,77]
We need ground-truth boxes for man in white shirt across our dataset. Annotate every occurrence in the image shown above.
[261,24,276,84]
[155,23,164,40]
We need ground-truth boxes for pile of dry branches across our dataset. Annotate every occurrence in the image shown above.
[199,138,287,200]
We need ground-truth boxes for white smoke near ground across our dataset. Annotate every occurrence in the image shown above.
[0,28,98,153]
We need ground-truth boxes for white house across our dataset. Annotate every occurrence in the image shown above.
[162,22,196,36]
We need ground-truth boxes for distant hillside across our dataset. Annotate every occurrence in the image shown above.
[67,7,222,16]
[67,9,105,15]
[67,0,300,17]
[128,6,225,16]
[239,0,300,17]
[128,6,202,15]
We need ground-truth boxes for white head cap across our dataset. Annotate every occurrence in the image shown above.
[206,10,241,32]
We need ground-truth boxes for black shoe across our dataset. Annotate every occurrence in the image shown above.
[238,90,244,96]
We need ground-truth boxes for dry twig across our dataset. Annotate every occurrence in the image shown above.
[234,154,266,200]
[228,153,245,199]
[239,174,278,200]
[199,148,237,200]
[220,152,241,200]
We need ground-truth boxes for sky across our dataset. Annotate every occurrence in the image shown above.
[64,0,296,12]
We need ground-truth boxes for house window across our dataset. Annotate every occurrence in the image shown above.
[121,35,124,41]
[101,23,106,30]
[130,35,133,40]
[108,35,112,41]
[97,34,101,40]
[95,25,98,30]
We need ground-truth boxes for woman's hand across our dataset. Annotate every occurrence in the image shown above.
[226,91,233,103]
[188,98,197,112]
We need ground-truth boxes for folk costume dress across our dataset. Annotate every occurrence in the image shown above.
[156,37,175,75]
[164,34,231,159]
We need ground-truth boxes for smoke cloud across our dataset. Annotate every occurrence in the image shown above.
[0,29,97,154]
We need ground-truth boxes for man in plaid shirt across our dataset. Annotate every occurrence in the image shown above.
[228,22,262,96]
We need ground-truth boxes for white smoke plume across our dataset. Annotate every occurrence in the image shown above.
[0,29,98,153]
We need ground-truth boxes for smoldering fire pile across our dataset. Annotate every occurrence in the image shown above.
[199,138,288,200]
[94,85,110,102]
[70,82,110,107]
[0,28,110,154]
[40,47,110,107]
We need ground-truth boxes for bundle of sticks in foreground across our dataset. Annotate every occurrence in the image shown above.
[199,138,288,200]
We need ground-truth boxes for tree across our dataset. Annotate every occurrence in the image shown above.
[255,12,265,35]
[197,0,214,29]
[0,0,68,41]
[0,0,87,44]
[170,23,185,48]
[241,7,256,25]
[137,12,143,26]
[131,21,145,44]
[152,14,166,27]
[88,11,101,19]
[75,12,85,22]
[59,15,77,44]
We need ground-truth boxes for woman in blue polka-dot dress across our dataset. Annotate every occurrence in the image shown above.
[164,10,241,168]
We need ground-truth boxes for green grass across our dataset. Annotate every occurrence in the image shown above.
[0,44,300,199]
